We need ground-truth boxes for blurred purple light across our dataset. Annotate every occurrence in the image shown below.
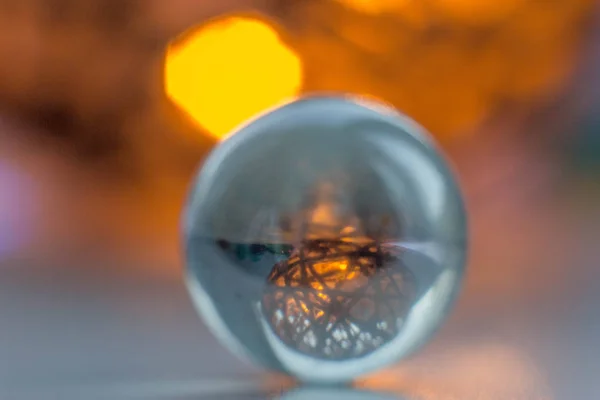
[0,161,34,259]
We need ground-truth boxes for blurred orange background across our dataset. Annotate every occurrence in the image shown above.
[1,0,600,399]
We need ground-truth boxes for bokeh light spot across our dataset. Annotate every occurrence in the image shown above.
[433,0,525,24]
[0,162,35,259]
[165,16,303,139]
[337,0,410,14]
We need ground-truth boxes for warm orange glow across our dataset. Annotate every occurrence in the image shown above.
[165,16,303,138]
[299,300,310,314]
[337,0,410,14]
[316,292,330,303]
[276,257,355,302]
[308,257,369,298]
[290,0,593,138]
[360,343,551,398]
[434,0,525,23]
[313,259,350,275]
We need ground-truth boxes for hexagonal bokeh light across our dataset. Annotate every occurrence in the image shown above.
[165,16,303,139]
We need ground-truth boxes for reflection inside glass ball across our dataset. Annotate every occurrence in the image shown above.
[214,181,420,361]
[263,237,416,360]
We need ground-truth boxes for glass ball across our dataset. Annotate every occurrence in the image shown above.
[184,95,467,383]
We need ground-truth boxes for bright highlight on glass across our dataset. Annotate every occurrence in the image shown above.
[165,16,303,139]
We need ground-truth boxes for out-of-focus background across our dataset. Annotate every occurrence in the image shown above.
[1,0,600,399]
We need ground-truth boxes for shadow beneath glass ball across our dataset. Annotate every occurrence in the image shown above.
[280,386,405,400]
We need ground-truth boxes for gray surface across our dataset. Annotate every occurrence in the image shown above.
[1,162,600,400]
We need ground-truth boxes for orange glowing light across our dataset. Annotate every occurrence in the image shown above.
[337,0,410,14]
[165,16,303,139]
[434,0,525,24]
[287,0,593,138]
